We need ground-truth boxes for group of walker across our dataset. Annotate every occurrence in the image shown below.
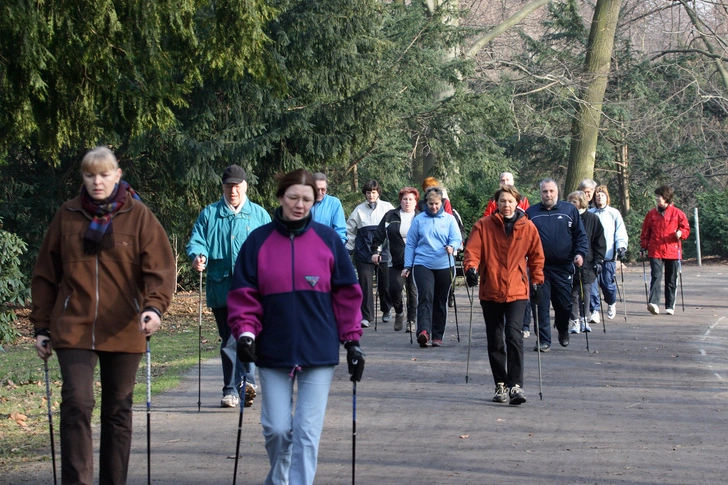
[29,146,689,485]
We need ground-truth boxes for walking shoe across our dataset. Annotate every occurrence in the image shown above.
[607,304,616,319]
[243,382,256,408]
[533,342,550,352]
[394,313,404,331]
[361,319,370,328]
[558,331,569,347]
[522,330,530,339]
[568,319,580,334]
[406,321,415,333]
[448,292,455,308]
[589,312,600,324]
[221,394,239,408]
[508,385,526,406]
[666,308,675,315]
[492,383,508,403]
[647,303,659,315]
[417,330,429,348]
[382,311,392,323]
[583,322,592,333]
[431,339,442,347]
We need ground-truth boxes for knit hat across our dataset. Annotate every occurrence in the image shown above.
[222,165,246,184]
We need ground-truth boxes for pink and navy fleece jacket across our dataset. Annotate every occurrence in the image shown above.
[227,214,363,369]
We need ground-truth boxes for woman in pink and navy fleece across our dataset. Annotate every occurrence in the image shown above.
[227,168,364,485]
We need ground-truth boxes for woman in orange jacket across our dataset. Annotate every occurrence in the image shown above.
[463,185,544,405]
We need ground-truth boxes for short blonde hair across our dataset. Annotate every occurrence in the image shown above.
[80,146,119,174]
[567,190,588,210]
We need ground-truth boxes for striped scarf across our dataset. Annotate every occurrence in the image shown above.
[80,181,140,255]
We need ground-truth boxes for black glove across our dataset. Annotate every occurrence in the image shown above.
[530,284,542,305]
[237,336,256,363]
[465,268,479,287]
[616,247,626,260]
[345,341,365,382]
[594,262,602,275]
[640,248,647,259]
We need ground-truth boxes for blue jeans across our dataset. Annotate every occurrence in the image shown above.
[212,307,256,395]
[259,366,335,485]
[590,261,617,312]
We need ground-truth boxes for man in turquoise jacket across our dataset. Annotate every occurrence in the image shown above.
[311,172,347,244]
[187,165,271,408]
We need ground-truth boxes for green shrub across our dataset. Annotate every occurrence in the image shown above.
[0,223,29,345]
[695,189,728,258]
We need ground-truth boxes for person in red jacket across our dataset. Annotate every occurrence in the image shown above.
[483,172,530,216]
[464,185,544,405]
[640,185,690,315]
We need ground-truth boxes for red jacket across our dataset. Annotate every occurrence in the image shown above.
[483,196,530,217]
[463,211,544,303]
[640,205,690,259]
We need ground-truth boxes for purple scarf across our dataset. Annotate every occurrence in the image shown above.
[80,181,140,255]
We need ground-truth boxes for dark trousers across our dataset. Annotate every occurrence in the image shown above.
[389,264,417,322]
[212,307,255,394]
[533,263,574,346]
[571,268,596,321]
[649,258,679,310]
[482,300,527,388]
[356,261,392,321]
[56,348,142,485]
[413,265,452,340]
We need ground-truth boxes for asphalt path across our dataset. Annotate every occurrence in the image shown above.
[6,263,728,484]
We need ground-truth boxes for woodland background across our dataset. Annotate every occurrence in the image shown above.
[3,0,728,341]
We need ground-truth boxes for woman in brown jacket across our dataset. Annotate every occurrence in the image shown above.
[30,146,175,484]
[463,185,544,405]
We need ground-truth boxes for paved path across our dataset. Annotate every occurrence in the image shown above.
[7,264,728,484]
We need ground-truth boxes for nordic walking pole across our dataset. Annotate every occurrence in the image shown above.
[533,301,543,400]
[145,332,152,485]
[352,379,357,485]
[579,271,589,351]
[678,241,685,312]
[464,279,475,383]
[197,270,203,412]
[42,341,58,485]
[233,373,247,485]
[374,262,379,332]
[642,252,649,305]
[619,259,627,322]
[448,252,460,342]
[598,285,606,333]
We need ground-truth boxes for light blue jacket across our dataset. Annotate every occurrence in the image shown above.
[187,196,271,308]
[404,208,462,271]
[589,205,628,261]
[311,194,347,244]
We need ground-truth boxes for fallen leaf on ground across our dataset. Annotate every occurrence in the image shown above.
[459,435,470,439]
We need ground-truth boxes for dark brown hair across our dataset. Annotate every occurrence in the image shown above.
[275,169,317,199]
[654,185,674,204]
[494,185,522,204]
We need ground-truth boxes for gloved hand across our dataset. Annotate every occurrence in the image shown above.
[465,268,479,287]
[640,248,647,259]
[345,341,365,382]
[594,262,602,275]
[616,247,626,260]
[237,336,256,363]
[530,284,542,305]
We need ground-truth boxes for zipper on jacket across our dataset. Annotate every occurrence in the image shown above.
[92,255,100,350]
[290,233,300,370]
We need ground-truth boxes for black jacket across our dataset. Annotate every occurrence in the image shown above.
[370,207,420,267]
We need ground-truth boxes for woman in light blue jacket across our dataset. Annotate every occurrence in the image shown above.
[403,187,462,347]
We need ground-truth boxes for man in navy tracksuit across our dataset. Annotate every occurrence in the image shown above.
[526,178,589,351]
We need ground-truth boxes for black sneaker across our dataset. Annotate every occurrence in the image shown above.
[558,331,569,347]
[492,383,508,403]
[533,343,550,352]
[509,385,526,405]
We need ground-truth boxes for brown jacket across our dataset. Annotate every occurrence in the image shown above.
[30,193,175,353]
[463,211,545,303]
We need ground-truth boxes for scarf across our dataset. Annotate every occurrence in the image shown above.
[80,181,140,255]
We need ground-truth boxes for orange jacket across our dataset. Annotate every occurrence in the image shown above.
[463,211,544,302]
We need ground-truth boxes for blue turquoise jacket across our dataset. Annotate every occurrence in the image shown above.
[186,196,271,308]
[311,194,347,244]
[404,207,462,271]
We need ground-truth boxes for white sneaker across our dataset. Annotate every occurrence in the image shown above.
[568,319,580,334]
[361,319,370,328]
[221,394,239,408]
[666,308,675,315]
[589,312,600,324]
[522,330,530,339]
[607,304,616,319]
[647,303,659,315]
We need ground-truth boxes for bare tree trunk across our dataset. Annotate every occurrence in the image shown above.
[616,142,630,214]
[679,0,728,91]
[565,0,622,193]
